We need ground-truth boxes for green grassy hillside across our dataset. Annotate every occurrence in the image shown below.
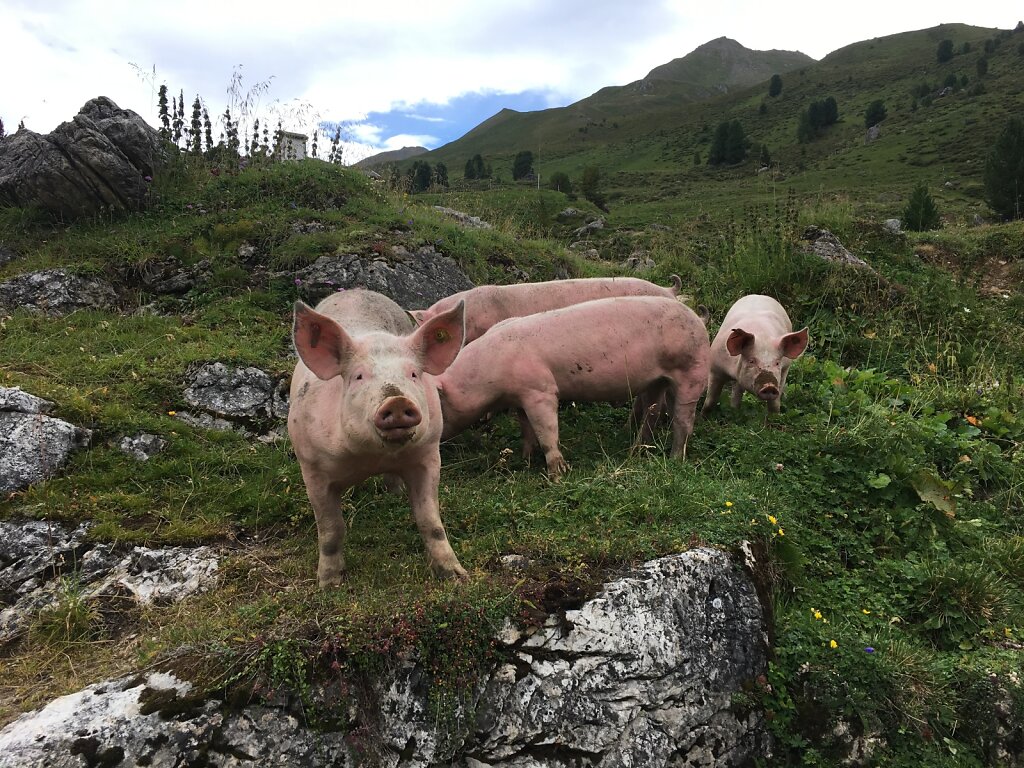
[2,21,1024,764]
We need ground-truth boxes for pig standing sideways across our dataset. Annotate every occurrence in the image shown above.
[410,275,684,343]
[703,294,809,415]
[288,289,468,587]
[435,296,710,477]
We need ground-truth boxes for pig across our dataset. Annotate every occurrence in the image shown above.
[288,289,468,587]
[435,296,710,478]
[410,275,684,344]
[702,294,809,416]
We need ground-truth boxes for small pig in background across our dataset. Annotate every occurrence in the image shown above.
[288,289,468,587]
[435,296,709,478]
[410,275,684,344]
[703,294,808,415]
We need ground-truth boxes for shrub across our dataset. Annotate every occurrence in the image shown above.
[903,183,941,231]
[768,74,782,97]
[864,99,887,127]
[547,171,572,195]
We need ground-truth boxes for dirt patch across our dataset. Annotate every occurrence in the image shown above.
[915,243,1020,297]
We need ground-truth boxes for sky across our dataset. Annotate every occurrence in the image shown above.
[1,0,1020,164]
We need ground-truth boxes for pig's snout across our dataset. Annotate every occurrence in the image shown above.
[754,371,780,400]
[374,396,422,441]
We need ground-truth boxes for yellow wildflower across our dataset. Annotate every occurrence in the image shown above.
[777,527,785,537]
[725,501,733,508]
[767,515,778,525]
[167,410,177,416]
[829,640,838,649]
[862,609,871,615]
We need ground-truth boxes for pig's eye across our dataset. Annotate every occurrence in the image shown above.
[411,371,418,379]
[355,373,363,381]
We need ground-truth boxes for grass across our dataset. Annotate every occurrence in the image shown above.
[1,155,1022,766]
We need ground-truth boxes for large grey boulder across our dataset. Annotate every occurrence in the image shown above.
[0,97,164,219]
[0,387,91,492]
[0,269,118,314]
[0,548,770,767]
[294,244,475,309]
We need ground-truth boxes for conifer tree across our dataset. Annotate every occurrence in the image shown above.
[262,123,271,156]
[984,116,1024,220]
[0,117,5,141]
[768,74,782,97]
[903,183,941,231]
[311,129,319,159]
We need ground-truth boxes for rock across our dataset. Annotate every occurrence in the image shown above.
[293,245,475,310]
[573,217,605,237]
[291,220,327,234]
[865,124,882,143]
[0,549,768,766]
[800,226,872,270]
[183,362,289,425]
[0,519,219,644]
[0,244,19,266]
[557,208,582,219]
[0,97,164,219]
[0,269,118,315]
[647,223,672,232]
[0,386,54,415]
[0,519,92,600]
[621,250,655,272]
[118,433,167,461]
[0,673,352,768]
[432,206,493,229]
[883,218,902,234]
[134,257,211,295]
[0,387,91,493]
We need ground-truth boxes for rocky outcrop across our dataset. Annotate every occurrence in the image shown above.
[0,548,770,766]
[118,432,168,461]
[0,387,91,492]
[0,97,164,219]
[0,519,219,644]
[0,268,118,314]
[433,206,493,230]
[800,226,873,270]
[293,244,475,309]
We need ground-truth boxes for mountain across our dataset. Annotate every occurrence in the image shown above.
[421,37,815,166]
[644,36,814,92]
[354,145,428,168]
[417,23,1020,219]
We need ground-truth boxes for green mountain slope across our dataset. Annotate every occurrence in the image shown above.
[645,36,814,90]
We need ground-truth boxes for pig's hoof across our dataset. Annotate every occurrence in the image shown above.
[546,459,569,480]
[432,561,469,582]
[318,572,347,589]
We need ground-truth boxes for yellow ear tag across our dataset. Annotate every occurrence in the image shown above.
[435,329,451,343]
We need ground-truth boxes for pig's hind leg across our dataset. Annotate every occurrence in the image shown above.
[668,377,704,460]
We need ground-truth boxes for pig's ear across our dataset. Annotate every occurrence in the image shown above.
[407,309,426,326]
[780,327,809,359]
[726,328,755,356]
[293,301,354,380]
[411,299,466,375]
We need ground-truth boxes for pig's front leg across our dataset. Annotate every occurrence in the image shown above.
[300,467,349,588]
[703,371,727,415]
[670,378,704,460]
[520,393,568,478]
[402,454,469,581]
[729,382,744,409]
